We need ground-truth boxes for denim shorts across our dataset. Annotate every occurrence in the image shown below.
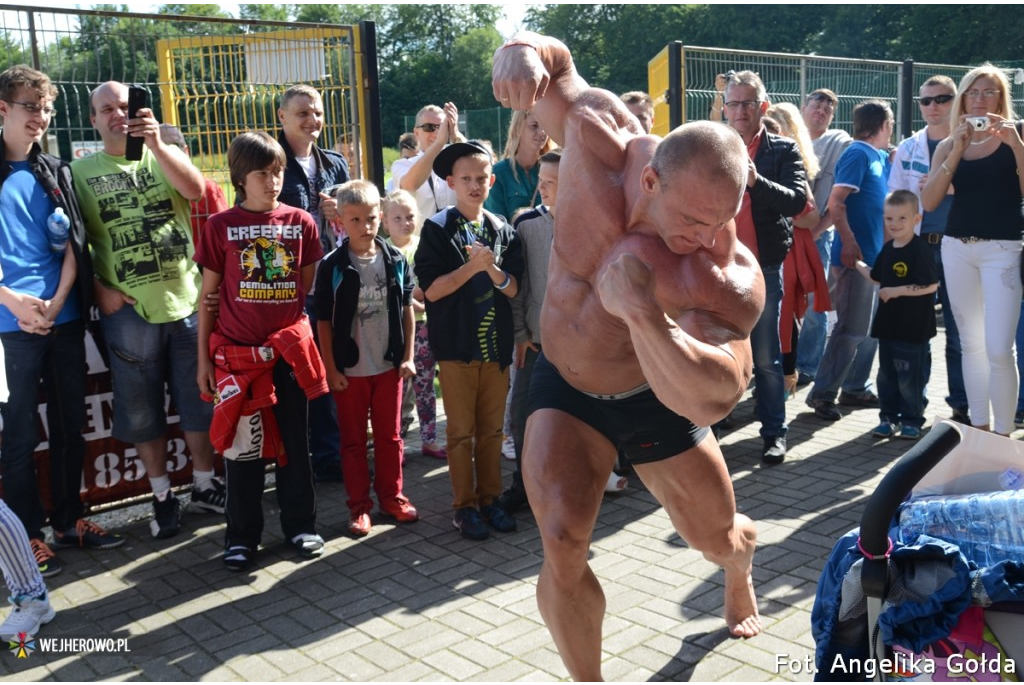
[101,305,212,443]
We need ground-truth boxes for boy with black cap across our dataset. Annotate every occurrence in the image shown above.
[414,140,524,540]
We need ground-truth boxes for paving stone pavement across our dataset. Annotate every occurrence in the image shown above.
[1,328,986,681]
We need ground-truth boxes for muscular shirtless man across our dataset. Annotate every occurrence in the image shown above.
[493,34,765,680]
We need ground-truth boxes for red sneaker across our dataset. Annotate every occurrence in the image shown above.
[379,497,419,523]
[348,513,371,537]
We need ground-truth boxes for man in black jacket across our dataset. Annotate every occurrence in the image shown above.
[0,65,123,578]
[276,84,350,482]
[724,71,807,463]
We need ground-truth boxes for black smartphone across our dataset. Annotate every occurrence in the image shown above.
[125,85,147,161]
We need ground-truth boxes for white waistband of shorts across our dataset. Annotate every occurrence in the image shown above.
[579,382,652,401]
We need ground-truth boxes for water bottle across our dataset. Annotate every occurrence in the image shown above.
[46,207,70,253]
[898,490,1024,568]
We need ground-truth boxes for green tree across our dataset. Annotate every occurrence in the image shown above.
[238,3,291,27]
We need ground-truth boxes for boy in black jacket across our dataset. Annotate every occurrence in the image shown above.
[413,141,524,540]
[315,180,418,538]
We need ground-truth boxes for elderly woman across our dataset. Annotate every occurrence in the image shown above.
[485,110,555,219]
[922,65,1024,435]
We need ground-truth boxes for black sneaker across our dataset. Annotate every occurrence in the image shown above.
[223,546,254,572]
[290,533,325,559]
[806,396,842,421]
[452,507,489,540]
[151,493,182,539]
[495,486,529,514]
[53,519,125,549]
[761,436,786,465]
[190,478,226,514]
[838,390,880,408]
[480,503,517,533]
[951,407,970,425]
[796,372,815,388]
[30,539,62,579]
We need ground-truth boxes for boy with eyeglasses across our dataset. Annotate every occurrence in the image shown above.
[888,75,968,425]
[389,103,465,223]
[0,65,123,579]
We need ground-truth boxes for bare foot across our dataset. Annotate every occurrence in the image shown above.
[725,570,762,638]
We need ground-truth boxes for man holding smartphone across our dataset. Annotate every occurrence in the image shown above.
[71,81,222,539]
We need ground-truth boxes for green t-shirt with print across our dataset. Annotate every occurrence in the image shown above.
[72,148,200,323]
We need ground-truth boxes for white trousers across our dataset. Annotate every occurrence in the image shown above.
[942,237,1022,434]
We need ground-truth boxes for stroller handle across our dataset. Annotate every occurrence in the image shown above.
[859,421,962,598]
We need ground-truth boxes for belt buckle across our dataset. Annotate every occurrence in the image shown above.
[926,233,942,245]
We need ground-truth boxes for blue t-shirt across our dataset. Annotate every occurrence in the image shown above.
[0,161,82,332]
[920,137,953,235]
[831,141,890,268]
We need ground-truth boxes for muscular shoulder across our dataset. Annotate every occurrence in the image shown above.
[699,237,764,339]
[565,89,637,167]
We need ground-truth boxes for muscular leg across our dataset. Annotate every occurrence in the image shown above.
[184,431,216,472]
[523,409,617,681]
[136,437,170,478]
[634,433,761,638]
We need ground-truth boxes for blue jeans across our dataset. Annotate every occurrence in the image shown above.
[810,266,878,403]
[877,339,930,428]
[101,306,211,443]
[1016,299,1024,414]
[796,229,833,378]
[750,264,786,437]
[0,320,87,539]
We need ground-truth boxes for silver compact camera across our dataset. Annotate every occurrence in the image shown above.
[968,116,990,131]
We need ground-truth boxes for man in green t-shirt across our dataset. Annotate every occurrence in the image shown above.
[72,81,223,539]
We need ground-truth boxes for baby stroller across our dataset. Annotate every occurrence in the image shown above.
[812,420,1024,682]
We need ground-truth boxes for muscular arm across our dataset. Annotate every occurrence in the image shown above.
[598,252,763,426]
[493,33,635,166]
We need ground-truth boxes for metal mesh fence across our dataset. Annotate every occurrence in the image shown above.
[0,6,375,206]
[653,43,1024,142]
[681,46,900,138]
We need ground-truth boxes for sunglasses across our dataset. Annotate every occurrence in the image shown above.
[919,94,954,106]
[416,123,441,132]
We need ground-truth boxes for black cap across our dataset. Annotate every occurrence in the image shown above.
[432,140,493,179]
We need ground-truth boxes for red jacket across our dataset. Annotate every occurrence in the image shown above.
[780,228,832,354]
[207,316,328,464]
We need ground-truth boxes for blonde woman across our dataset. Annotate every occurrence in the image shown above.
[765,103,829,399]
[922,65,1024,435]
[484,110,556,219]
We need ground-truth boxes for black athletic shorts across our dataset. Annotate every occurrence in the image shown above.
[525,352,710,464]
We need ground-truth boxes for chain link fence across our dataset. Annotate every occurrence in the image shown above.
[650,42,1024,141]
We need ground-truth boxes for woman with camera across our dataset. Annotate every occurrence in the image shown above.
[922,65,1024,436]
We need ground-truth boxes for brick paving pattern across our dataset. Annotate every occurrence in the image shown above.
[0,329,977,681]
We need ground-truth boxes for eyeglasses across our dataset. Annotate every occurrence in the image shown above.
[416,123,441,132]
[724,100,761,111]
[918,94,954,107]
[807,93,836,112]
[965,89,1000,99]
[4,100,55,117]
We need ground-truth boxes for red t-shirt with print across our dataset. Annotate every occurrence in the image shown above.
[194,203,323,345]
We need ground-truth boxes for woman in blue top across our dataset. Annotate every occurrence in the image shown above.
[922,64,1024,436]
[484,110,555,220]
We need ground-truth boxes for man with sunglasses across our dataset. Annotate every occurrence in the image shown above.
[391,103,465,223]
[795,89,853,391]
[0,65,124,578]
[888,76,968,425]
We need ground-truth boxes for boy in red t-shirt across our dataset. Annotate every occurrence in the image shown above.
[195,131,328,571]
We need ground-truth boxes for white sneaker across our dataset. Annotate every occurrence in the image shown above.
[0,593,55,640]
[502,436,516,461]
[604,472,628,494]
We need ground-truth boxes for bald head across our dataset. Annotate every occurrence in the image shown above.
[649,121,747,192]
